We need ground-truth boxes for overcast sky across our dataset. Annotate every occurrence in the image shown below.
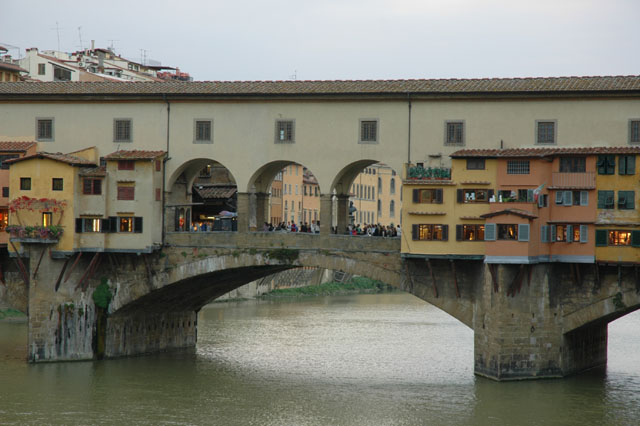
[2,0,639,81]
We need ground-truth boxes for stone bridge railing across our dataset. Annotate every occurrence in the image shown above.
[165,231,401,253]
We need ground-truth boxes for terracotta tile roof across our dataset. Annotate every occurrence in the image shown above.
[193,184,237,200]
[79,166,106,177]
[0,62,27,73]
[4,152,97,166]
[1,75,640,98]
[103,150,166,160]
[481,208,538,220]
[451,146,640,158]
[0,141,37,152]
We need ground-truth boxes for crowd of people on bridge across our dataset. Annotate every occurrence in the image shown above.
[346,223,401,237]
[261,221,400,237]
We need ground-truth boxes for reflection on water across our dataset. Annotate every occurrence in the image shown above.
[0,293,639,425]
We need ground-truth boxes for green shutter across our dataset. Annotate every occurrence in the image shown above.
[413,189,419,203]
[619,156,627,175]
[627,156,636,175]
[485,223,496,241]
[632,230,640,247]
[595,229,607,247]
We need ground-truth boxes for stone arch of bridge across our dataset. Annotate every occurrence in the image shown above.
[165,158,238,232]
[109,248,474,330]
[563,288,640,333]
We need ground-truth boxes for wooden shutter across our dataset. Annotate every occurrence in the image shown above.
[518,224,530,242]
[134,217,143,233]
[595,229,607,247]
[412,224,418,241]
[109,217,118,233]
[632,230,640,247]
[527,189,534,203]
[485,223,496,241]
[541,225,548,243]
[555,191,564,205]
[563,191,572,206]
[580,225,588,243]
[436,189,443,204]
[456,224,463,241]
[566,225,573,243]
[101,218,110,233]
[606,155,615,174]
[488,189,494,200]
[551,225,557,242]
[580,191,588,206]
[412,189,419,203]
[628,192,635,210]
[117,186,134,200]
[619,155,627,175]
[75,218,83,233]
[597,191,605,208]
[597,156,607,174]
[457,189,464,203]
[442,225,448,241]
[627,156,635,175]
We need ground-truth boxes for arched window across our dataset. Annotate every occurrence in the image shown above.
[390,200,395,218]
[390,178,396,194]
[378,177,382,194]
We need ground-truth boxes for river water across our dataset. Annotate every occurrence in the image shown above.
[1,292,639,425]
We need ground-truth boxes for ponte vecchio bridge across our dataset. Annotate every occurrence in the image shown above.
[1,78,640,380]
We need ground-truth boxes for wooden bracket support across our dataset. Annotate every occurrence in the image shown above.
[404,261,414,293]
[76,252,100,291]
[507,264,526,297]
[54,256,71,292]
[32,246,47,279]
[450,259,460,298]
[64,252,83,283]
[488,264,499,293]
[9,241,29,287]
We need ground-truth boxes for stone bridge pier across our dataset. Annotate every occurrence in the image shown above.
[9,234,640,381]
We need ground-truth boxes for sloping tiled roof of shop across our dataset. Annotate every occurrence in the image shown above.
[481,209,539,220]
[4,152,97,166]
[1,75,640,97]
[0,141,37,152]
[193,184,237,200]
[79,166,106,177]
[103,150,166,160]
[451,146,640,158]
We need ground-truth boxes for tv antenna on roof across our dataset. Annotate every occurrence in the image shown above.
[107,40,118,52]
[50,21,63,51]
[77,26,84,50]
[289,70,297,80]
[140,48,148,65]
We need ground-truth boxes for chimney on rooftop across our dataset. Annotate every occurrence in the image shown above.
[91,40,95,50]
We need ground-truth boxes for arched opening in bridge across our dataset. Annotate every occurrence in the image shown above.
[167,159,238,232]
[249,161,322,232]
[332,161,402,235]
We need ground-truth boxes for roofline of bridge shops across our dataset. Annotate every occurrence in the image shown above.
[401,253,485,261]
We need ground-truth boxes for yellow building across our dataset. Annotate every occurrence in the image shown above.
[401,157,497,259]
[349,163,401,227]
[594,149,640,263]
[7,148,166,255]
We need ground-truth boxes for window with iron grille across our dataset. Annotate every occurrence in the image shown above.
[20,177,31,191]
[36,118,54,141]
[359,120,378,143]
[275,120,294,143]
[114,119,132,142]
[536,120,556,144]
[507,160,530,174]
[194,120,212,143]
[52,178,63,191]
[630,120,640,144]
[445,121,464,145]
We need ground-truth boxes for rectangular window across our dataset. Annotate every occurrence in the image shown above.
[38,63,46,75]
[466,158,485,170]
[2,187,8,198]
[0,154,19,170]
[42,212,52,227]
[459,189,490,203]
[497,224,518,240]
[156,188,162,201]
[536,121,556,144]
[507,160,530,175]
[155,160,162,172]
[36,118,54,141]
[83,179,102,195]
[194,120,212,143]
[53,66,71,81]
[20,177,31,190]
[553,224,582,243]
[445,121,464,145]
[119,217,133,232]
[114,119,132,142]
[118,160,135,171]
[597,190,615,209]
[630,120,640,144]
[559,157,586,173]
[52,178,63,191]
[81,218,102,232]
[597,155,616,175]
[456,224,485,241]
[412,188,443,204]
[275,120,294,143]
[555,190,588,206]
[411,224,448,241]
[618,191,635,210]
[117,183,135,200]
[360,120,378,143]
[618,155,635,175]
[608,230,632,246]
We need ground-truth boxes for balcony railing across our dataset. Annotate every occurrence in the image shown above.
[551,172,595,189]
